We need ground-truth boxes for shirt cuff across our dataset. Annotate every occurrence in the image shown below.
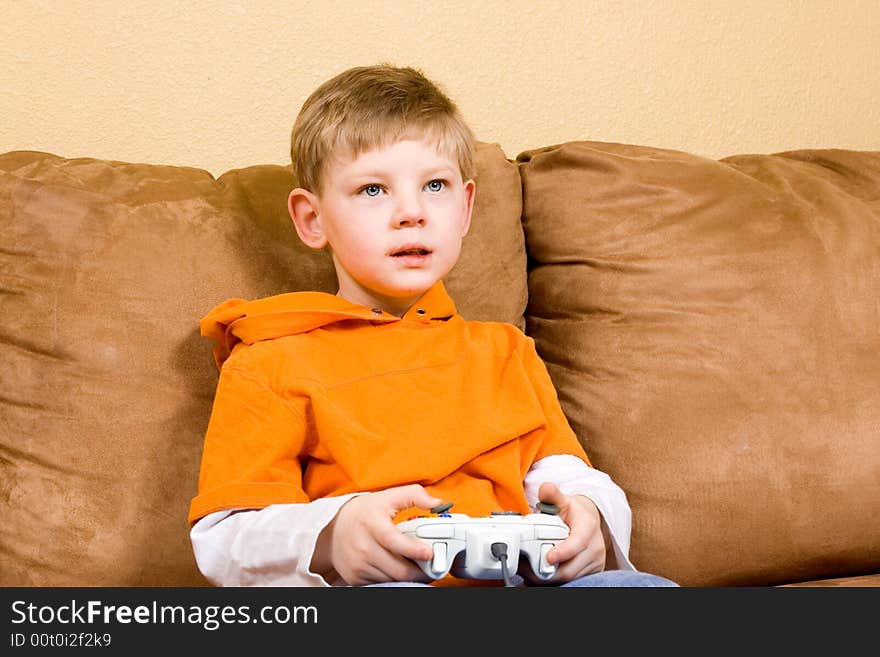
[190,493,362,586]
[523,454,635,571]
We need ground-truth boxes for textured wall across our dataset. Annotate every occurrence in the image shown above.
[3,0,878,175]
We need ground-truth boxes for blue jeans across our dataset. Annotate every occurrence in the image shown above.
[558,569,678,587]
[366,569,678,587]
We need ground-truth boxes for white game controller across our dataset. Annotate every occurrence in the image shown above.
[397,503,569,584]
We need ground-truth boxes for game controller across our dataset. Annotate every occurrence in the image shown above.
[397,502,569,584]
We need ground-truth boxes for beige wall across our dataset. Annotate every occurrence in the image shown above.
[3,0,878,176]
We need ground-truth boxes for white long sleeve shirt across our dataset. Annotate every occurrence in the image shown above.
[190,454,634,586]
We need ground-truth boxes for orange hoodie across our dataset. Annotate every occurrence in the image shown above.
[188,281,590,526]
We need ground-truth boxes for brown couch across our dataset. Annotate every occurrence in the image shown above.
[1,141,878,587]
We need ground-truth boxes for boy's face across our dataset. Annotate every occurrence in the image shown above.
[288,138,475,316]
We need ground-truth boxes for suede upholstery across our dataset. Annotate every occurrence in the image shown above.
[1,140,877,586]
[519,143,880,586]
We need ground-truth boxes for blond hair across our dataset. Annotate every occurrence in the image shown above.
[290,64,476,192]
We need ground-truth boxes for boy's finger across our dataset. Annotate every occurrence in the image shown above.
[386,484,443,512]
[546,536,580,565]
[537,481,564,504]
[368,549,431,584]
[382,526,435,562]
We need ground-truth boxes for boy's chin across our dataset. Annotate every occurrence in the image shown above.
[382,273,444,295]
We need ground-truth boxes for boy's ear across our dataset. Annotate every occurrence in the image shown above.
[460,179,476,238]
[288,188,328,250]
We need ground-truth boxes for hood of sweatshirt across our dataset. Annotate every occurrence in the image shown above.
[200,281,457,368]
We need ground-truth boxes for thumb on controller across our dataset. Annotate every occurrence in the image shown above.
[386,484,443,516]
[537,481,565,507]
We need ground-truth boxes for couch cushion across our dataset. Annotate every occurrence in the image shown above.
[0,142,524,585]
[780,574,880,587]
[519,142,880,586]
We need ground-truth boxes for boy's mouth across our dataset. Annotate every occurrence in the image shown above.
[389,244,432,257]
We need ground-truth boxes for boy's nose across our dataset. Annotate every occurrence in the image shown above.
[395,213,426,228]
[393,197,426,228]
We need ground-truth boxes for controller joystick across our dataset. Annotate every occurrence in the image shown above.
[397,503,570,583]
[430,502,454,515]
[536,502,560,515]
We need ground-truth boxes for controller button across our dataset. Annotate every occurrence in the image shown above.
[535,525,568,540]
[430,502,453,514]
[490,511,521,516]
[432,543,448,572]
[539,544,555,575]
[415,524,455,539]
[536,502,560,515]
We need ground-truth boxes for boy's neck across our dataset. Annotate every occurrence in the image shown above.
[335,289,423,318]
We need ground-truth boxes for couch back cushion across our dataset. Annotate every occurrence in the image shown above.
[0,142,524,585]
[519,142,880,586]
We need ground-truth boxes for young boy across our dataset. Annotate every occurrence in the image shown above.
[188,64,675,587]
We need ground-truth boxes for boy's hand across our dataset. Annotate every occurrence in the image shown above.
[531,482,607,584]
[315,485,442,586]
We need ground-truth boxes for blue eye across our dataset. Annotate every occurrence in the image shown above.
[361,184,382,197]
[426,180,445,192]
